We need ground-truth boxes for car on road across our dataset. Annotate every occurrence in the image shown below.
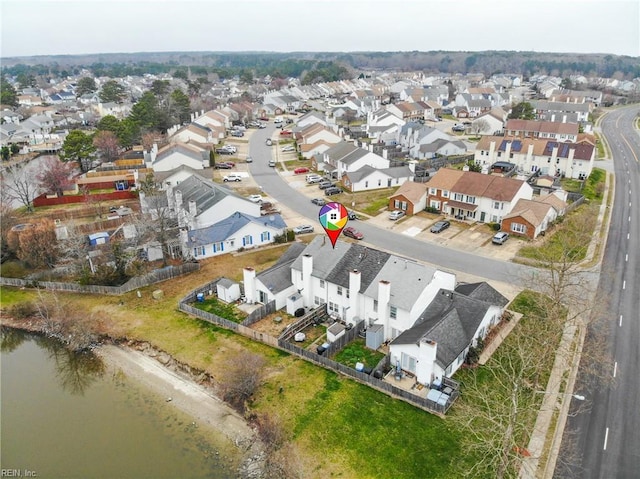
[348,211,358,220]
[282,145,296,152]
[430,220,451,233]
[223,173,242,182]
[388,210,405,220]
[318,180,334,189]
[294,167,310,174]
[293,224,314,235]
[268,159,276,167]
[492,232,509,245]
[247,195,263,203]
[245,156,253,163]
[214,162,234,169]
[324,186,342,196]
[311,198,326,206]
[343,227,364,240]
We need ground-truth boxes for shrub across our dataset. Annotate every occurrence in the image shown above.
[424,206,441,214]
[8,301,38,320]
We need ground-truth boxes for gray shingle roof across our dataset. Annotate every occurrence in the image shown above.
[455,282,509,307]
[391,289,491,369]
[186,211,286,247]
[257,242,307,294]
[173,175,241,216]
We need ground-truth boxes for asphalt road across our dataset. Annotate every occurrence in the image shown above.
[558,105,640,478]
[248,124,534,287]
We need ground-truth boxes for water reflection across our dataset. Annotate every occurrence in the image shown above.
[2,327,105,395]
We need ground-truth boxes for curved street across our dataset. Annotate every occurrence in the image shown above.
[558,105,640,478]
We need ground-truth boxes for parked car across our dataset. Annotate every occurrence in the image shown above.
[293,224,314,234]
[247,195,263,203]
[306,174,323,184]
[324,186,342,196]
[318,180,334,189]
[348,211,358,220]
[430,220,451,233]
[492,232,509,245]
[388,210,405,220]
[294,167,310,174]
[268,159,276,167]
[280,129,292,136]
[282,145,295,152]
[230,130,244,137]
[245,156,253,163]
[223,173,242,182]
[215,146,235,155]
[214,162,234,169]
[343,226,364,240]
[311,198,326,206]
[452,124,466,132]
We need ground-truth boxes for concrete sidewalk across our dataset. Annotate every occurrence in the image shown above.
[519,163,613,478]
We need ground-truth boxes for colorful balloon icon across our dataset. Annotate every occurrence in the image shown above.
[318,202,349,248]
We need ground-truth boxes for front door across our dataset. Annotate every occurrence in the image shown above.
[480,211,486,222]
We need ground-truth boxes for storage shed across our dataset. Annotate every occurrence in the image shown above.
[216,278,241,303]
[327,322,346,343]
[366,324,385,350]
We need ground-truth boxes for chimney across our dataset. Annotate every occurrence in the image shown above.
[562,115,567,123]
[526,143,534,163]
[188,200,197,217]
[378,280,392,340]
[302,254,313,306]
[488,140,496,162]
[243,267,256,304]
[347,269,361,324]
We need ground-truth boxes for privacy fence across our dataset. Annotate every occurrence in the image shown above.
[0,262,200,295]
[178,291,458,415]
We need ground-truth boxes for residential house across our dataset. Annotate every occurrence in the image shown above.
[140,174,261,233]
[147,142,210,172]
[386,101,429,122]
[319,141,389,179]
[471,107,507,135]
[296,111,328,129]
[532,100,591,123]
[169,123,214,145]
[388,181,429,215]
[426,168,533,223]
[415,139,467,160]
[183,211,287,259]
[365,108,405,143]
[474,136,595,179]
[504,119,579,143]
[389,283,509,385]
[342,165,414,192]
[246,236,457,342]
[501,194,567,239]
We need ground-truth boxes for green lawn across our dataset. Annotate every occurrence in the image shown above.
[332,338,385,369]
[193,297,246,323]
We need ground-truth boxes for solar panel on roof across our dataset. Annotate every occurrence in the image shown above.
[499,140,508,151]
[511,140,522,151]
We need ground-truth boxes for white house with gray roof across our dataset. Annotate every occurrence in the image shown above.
[183,211,286,260]
[389,282,509,386]
[251,236,457,342]
[320,141,389,179]
[343,165,414,192]
[148,143,210,172]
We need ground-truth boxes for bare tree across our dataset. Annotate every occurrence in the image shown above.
[471,118,490,137]
[217,350,266,413]
[1,161,39,212]
[36,156,77,197]
[138,176,180,265]
[8,219,59,269]
[93,130,121,162]
[0,185,19,260]
[450,204,608,478]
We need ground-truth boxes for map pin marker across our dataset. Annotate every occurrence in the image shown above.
[318,202,349,248]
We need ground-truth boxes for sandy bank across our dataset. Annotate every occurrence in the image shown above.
[97,344,256,446]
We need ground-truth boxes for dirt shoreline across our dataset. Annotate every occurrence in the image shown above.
[0,319,265,478]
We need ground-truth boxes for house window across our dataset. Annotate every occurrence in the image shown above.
[429,188,437,195]
[509,153,514,159]
[337,286,343,296]
[390,305,397,319]
[373,300,378,312]
[378,179,382,186]
[320,280,325,289]
[242,235,252,246]
[454,193,463,201]
[365,181,368,188]
[394,199,400,209]
[401,353,417,373]
[328,302,339,314]
[442,190,449,198]
[493,201,503,210]
[260,231,271,241]
[346,289,350,299]
[212,242,224,253]
[511,223,527,234]
[229,239,235,248]
[314,296,322,306]
[465,195,475,204]
[401,201,407,211]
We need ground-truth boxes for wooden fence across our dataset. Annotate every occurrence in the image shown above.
[0,262,200,295]
[178,291,458,415]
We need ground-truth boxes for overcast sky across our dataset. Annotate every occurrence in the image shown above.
[1,0,638,58]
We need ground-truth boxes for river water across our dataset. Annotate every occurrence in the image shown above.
[0,328,241,478]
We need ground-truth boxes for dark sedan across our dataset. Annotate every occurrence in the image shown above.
[430,220,451,233]
[343,227,364,240]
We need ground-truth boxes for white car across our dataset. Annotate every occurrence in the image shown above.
[306,174,323,184]
[282,145,295,152]
[245,156,253,163]
[223,173,242,182]
[388,210,405,220]
[247,194,263,203]
[292,224,314,234]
